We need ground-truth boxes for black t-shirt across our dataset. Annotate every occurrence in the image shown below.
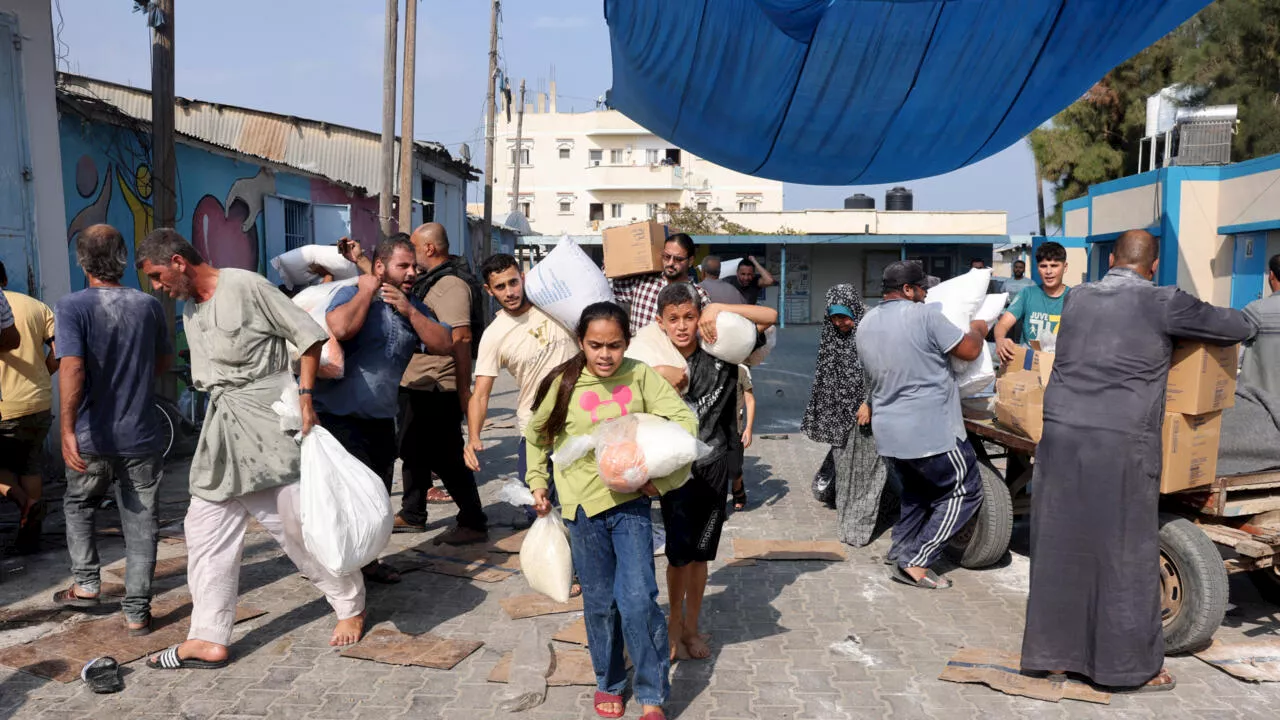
[685,348,739,478]
[726,275,761,304]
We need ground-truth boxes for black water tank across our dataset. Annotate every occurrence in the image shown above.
[844,193,875,210]
[885,186,913,211]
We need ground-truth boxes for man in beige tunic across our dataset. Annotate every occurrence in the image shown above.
[137,229,365,670]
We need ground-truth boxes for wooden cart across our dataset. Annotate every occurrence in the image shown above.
[956,410,1280,654]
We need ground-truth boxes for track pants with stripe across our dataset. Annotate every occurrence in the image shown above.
[886,438,983,570]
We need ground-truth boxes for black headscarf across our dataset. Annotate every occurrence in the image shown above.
[802,284,868,447]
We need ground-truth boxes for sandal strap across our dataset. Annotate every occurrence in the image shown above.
[159,645,181,669]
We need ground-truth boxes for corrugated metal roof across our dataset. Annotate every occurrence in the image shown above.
[57,73,479,195]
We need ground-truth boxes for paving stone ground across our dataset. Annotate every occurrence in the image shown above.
[1,326,1279,719]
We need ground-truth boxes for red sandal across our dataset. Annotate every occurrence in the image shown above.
[593,690,624,719]
[639,712,667,720]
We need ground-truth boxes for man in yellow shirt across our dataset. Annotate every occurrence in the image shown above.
[0,262,58,552]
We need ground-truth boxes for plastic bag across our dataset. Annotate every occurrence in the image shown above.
[299,426,393,575]
[744,326,777,366]
[555,413,710,493]
[521,511,573,603]
[700,311,759,365]
[272,375,303,434]
[525,236,615,332]
[926,269,999,398]
[289,278,358,379]
[812,449,836,507]
[271,245,359,290]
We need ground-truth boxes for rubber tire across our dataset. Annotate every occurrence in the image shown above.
[945,462,1013,569]
[1159,513,1229,655]
[1247,567,1280,605]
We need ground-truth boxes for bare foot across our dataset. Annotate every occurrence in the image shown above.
[330,612,366,647]
[683,632,711,660]
[148,639,228,665]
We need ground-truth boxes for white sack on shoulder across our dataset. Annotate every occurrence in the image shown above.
[626,323,687,374]
[719,258,743,279]
[973,293,1008,325]
[271,245,359,290]
[525,236,614,332]
[744,326,777,366]
[300,427,393,575]
[289,278,358,379]
[699,311,758,365]
[925,269,994,398]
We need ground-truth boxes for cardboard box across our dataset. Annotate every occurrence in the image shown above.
[994,346,1055,442]
[1165,341,1238,415]
[1160,411,1222,494]
[602,221,667,279]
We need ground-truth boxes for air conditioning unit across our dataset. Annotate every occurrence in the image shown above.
[590,160,600,167]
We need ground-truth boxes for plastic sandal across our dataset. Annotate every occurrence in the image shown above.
[593,690,624,718]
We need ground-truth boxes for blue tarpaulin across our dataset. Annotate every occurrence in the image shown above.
[604,0,1211,185]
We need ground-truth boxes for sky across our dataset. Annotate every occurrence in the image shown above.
[53,0,1048,233]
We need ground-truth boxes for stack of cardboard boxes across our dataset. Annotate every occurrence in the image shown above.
[994,341,1239,494]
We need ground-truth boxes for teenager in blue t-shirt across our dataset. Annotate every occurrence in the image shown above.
[995,241,1070,363]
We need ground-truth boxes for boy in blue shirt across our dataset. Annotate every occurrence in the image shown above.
[995,241,1070,363]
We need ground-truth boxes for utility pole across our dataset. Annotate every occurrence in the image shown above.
[379,0,399,239]
[1034,157,1047,237]
[151,0,177,400]
[510,79,526,214]
[397,0,418,232]
[481,0,500,258]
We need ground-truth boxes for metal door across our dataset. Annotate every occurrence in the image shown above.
[0,14,35,296]
[1230,233,1267,310]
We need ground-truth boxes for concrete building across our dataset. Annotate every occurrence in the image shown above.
[57,73,477,291]
[0,1,69,301]
[1063,152,1280,307]
[491,83,783,235]
[520,206,1008,325]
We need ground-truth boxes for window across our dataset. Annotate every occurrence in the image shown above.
[283,199,312,250]
[509,147,530,166]
[646,203,659,219]
[589,149,602,166]
[559,147,571,160]
[420,176,436,223]
[559,200,572,214]
[696,201,708,212]
[589,203,605,222]
[645,148,660,165]
[519,201,532,220]
[610,203,623,219]
[610,149,625,164]
[664,148,682,165]
[738,200,758,212]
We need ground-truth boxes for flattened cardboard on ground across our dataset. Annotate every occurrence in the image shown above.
[403,546,521,583]
[488,528,528,554]
[1161,411,1223,494]
[340,627,483,670]
[107,555,187,581]
[552,617,588,646]
[500,593,585,620]
[939,648,1111,704]
[1194,638,1280,682]
[1166,341,1238,415]
[733,539,847,562]
[0,594,265,682]
[489,646,622,686]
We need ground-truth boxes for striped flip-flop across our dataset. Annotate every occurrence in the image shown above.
[145,644,229,670]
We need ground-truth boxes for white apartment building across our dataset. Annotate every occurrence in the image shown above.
[491,83,784,235]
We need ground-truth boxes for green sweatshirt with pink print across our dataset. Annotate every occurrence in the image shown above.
[524,358,698,520]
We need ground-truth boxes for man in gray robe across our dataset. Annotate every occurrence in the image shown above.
[1240,253,1280,396]
[1020,230,1255,689]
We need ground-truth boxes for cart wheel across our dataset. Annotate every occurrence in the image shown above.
[945,462,1013,569]
[1247,566,1280,605]
[1159,513,1228,654]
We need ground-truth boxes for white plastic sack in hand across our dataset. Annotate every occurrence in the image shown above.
[925,269,995,398]
[556,413,710,493]
[498,480,536,507]
[272,245,359,290]
[272,375,303,434]
[300,427,393,575]
[700,311,758,365]
[973,293,1008,326]
[289,278,358,379]
[525,236,614,332]
[521,511,573,603]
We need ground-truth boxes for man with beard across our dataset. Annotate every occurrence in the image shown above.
[653,282,776,661]
[463,254,578,488]
[610,233,710,336]
[1020,229,1254,691]
[137,229,365,670]
[315,235,452,584]
[724,255,775,305]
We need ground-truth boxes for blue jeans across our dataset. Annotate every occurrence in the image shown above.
[62,454,162,621]
[566,499,669,707]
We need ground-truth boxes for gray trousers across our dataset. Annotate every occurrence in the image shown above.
[63,454,162,621]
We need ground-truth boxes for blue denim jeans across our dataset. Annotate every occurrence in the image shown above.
[566,499,669,707]
[62,454,162,621]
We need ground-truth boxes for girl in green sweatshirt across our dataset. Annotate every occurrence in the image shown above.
[525,302,695,720]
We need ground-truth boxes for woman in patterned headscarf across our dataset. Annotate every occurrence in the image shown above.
[802,284,896,546]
